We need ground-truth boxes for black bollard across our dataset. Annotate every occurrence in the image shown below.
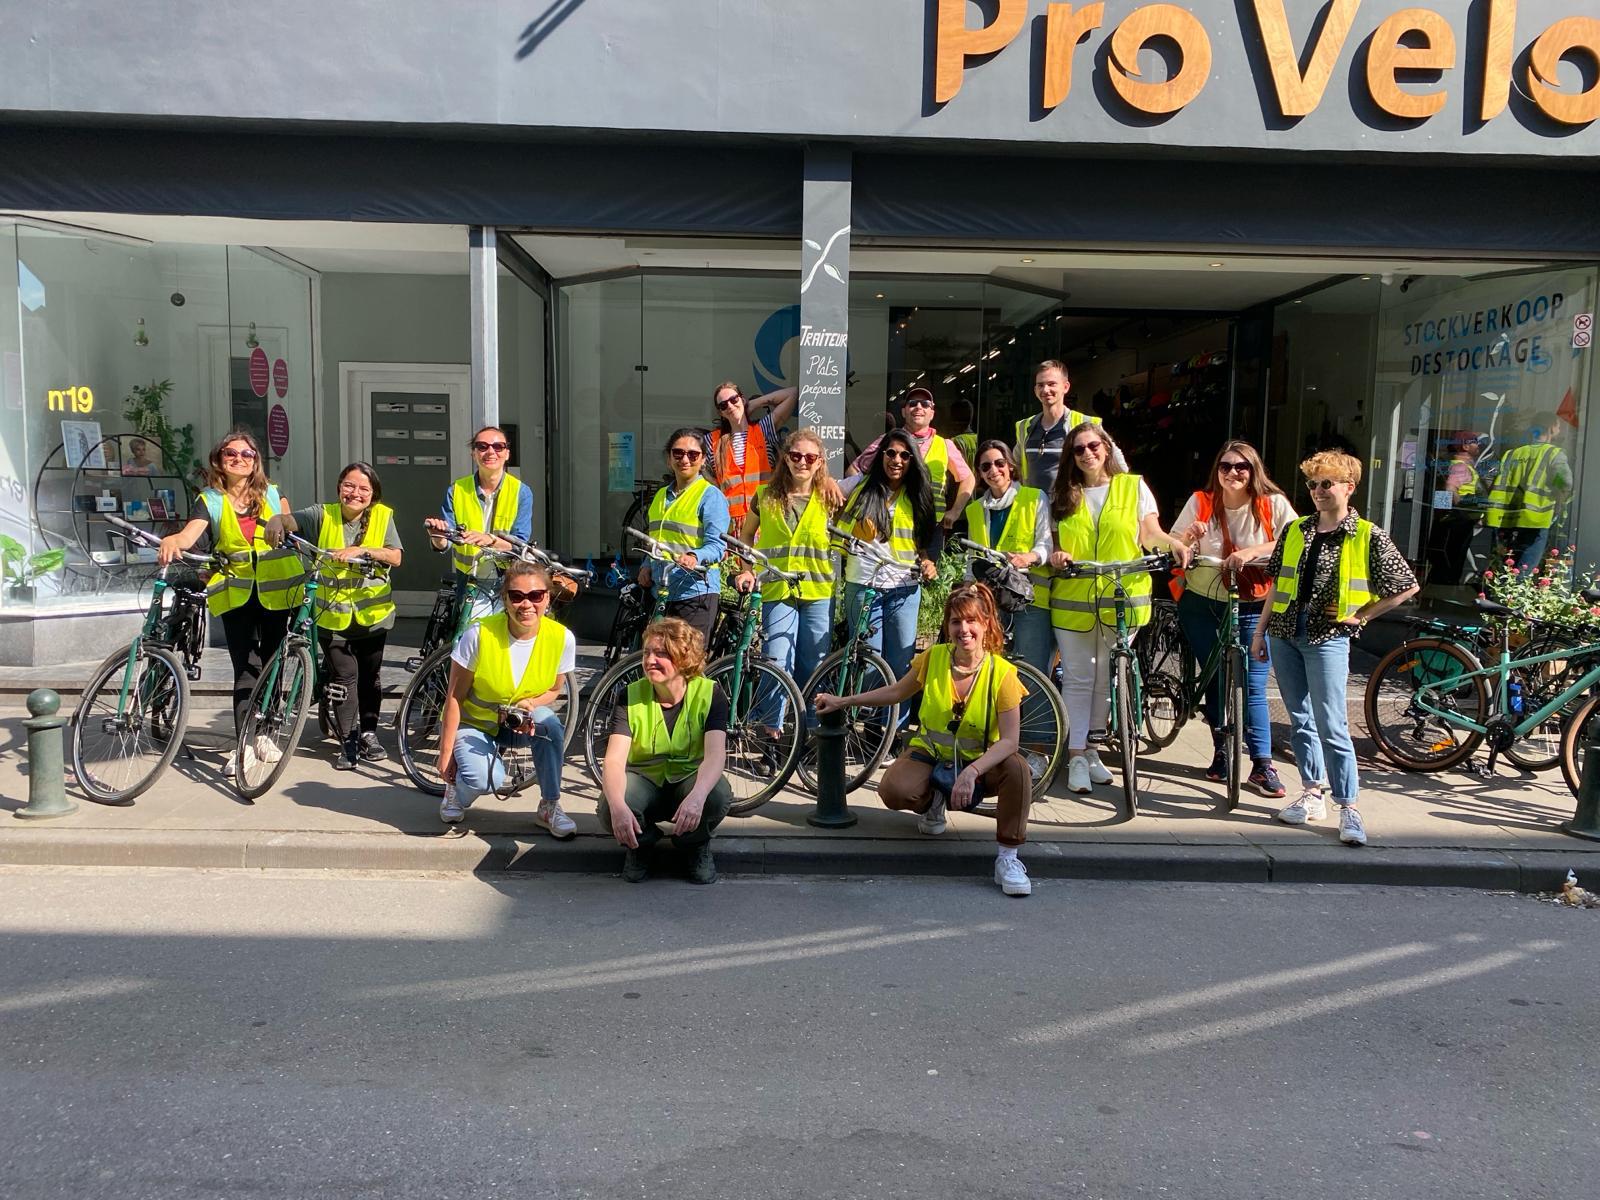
[1561,707,1600,842]
[806,704,857,828]
[15,688,78,820]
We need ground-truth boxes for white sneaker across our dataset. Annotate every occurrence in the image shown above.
[1277,787,1327,825]
[994,853,1032,896]
[253,735,282,765]
[1338,805,1368,846]
[1083,749,1114,785]
[439,783,464,824]
[1066,755,1092,794]
[534,800,577,840]
[224,744,260,781]
[917,795,948,835]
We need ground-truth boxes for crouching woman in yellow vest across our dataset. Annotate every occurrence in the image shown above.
[434,561,578,837]
[598,618,733,885]
[275,463,403,769]
[158,429,303,770]
[817,583,1036,897]
[1249,451,1417,847]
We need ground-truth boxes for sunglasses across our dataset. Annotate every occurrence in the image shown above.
[1071,441,1104,456]
[1218,461,1252,475]
[787,450,821,466]
[221,448,258,461]
[670,447,704,462]
[880,448,914,462]
[506,588,549,605]
[978,458,1009,473]
[1306,479,1346,491]
[472,440,509,453]
[902,396,935,409]
[715,394,743,410]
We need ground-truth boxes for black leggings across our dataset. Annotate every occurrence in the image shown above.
[317,630,388,737]
[219,594,291,734]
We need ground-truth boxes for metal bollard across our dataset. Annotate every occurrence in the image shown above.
[1561,708,1600,841]
[14,688,78,821]
[806,704,857,828]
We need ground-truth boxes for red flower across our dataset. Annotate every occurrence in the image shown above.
[1538,577,1552,588]
[1483,569,1494,579]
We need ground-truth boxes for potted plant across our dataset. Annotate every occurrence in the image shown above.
[123,379,203,487]
[0,535,67,604]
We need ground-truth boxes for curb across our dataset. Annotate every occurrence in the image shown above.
[0,829,1589,892]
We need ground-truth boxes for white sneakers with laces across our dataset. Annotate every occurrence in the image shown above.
[994,852,1032,897]
[917,795,948,835]
[1276,786,1327,825]
[1066,756,1092,794]
[1338,805,1368,846]
[534,800,577,839]
[439,783,464,824]
[1082,749,1113,785]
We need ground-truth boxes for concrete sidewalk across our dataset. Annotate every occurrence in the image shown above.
[2,686,1594,891]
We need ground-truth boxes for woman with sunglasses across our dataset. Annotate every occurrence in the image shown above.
[816,583,1035,896]
[1250,451,1417,846]
[1048,422,1190,795]
[838,427,940,685]
[639,428,730,646]
[157,429,303,777]
[434,560,578,837]
[273,462,403,770]
[704,380,798,528]
[963,439,1053,674]
[1171,441,1298,797]
[423,425,530,611]
[733,430,844,733]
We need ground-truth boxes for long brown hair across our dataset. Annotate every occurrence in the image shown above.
[942,582,1006,655]
[711,379,743,436]
[1201,440,1284,527]
[205,429,272,513]
[1049,421,1125,521]
[759,430,842,520]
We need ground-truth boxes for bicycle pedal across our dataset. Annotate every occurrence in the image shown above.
[186,665,202,682]
[405,656,424,671]
[325,683,350,703]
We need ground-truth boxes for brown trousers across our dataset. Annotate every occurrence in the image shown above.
[878,752,1031,847]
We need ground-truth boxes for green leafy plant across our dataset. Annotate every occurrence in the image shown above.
[123,379,202,486]
[1482,544,1600,635]
[0,534,66,590]
[916,546,968,643]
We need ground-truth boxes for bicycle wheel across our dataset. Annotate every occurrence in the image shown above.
[1558,691,1600,796]
[236,641,315,799]
[396,645,454,795]
[796,647,898,794]
[1363,638,1487,771]
[1221,645,1244,812]
[70,644,188,805]
[974,660,1064,812]
[584,652,646,784]
[706,655,805,815]
[1504,633,1583,772]
[1113,653,1140,818]
[1141,670,1185,750]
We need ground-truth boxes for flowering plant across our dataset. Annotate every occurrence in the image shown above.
[1482,544,1600,634]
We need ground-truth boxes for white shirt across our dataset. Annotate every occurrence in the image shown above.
[452,620,577,681]
[839,477,919,589]
[1080,479,1159,524]
[1173,491,1299,601]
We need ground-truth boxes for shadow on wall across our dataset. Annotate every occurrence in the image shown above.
[515,0,590,61]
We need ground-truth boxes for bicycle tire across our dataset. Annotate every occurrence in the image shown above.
[583,652,647,785]
[1503,632,1584,772]
[973,659,1064,812]
[1558,691,1600,797]
[1363,637,1487,772]
[1141,670,1186,750]
[70,643,188,805]
[1112,653,1140,817]
[1222,645,1244,812]
[235,641,315,799]
[706,655,806,816]
[795,647,898,794]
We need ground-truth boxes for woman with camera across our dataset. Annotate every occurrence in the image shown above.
[434,560,577,837]
[816,583,1035,897]
[961,439,1053,675]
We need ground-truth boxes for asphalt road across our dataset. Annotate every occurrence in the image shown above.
[0,869,1594,1200]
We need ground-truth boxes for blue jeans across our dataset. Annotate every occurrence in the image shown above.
[1007,604,1055,677]
[451,708,565,808]
[1493,526,1550,574]
[1176,592,1272,763]
[1268,622,1358,805]
[844,581,921,682]
[756,597,832,729]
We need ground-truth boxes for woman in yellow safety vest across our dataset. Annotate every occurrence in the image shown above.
[816,583,1036,896]
[1047,422,1190,797]
[423,424,531,613]
[599,617,733,885]
[276,462,403,770]
[963,439,1053,675]
[733,429,844,737]
[158,429,303,776]
[1250,450,1417,847]
[434,560,578,839]
[640,428,731,646]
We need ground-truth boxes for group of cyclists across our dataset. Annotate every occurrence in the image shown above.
[151,357,1420,898]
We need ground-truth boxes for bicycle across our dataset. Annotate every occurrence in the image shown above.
[68,515,227,805]
[1138,554,1265,812]
[792,525,905,795]
[952,537,1068,803]
[395,526,587,796]
[1363,589,1600,794]
[1055,553,1175,819]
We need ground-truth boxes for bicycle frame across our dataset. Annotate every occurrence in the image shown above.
[1061,554,1173,740]
[1174,556,1257,718]
[1410,638,1600,740]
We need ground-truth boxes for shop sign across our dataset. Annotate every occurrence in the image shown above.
[607,432,635,493]
[45,385,94,414]
[267,403,290,456]
[272,358,289,398]
[249,347,270,398]
[936,0,1600,126]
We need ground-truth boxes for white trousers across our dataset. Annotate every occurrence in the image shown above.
[1055,624,1115,752]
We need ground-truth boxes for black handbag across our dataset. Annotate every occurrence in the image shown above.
[973,557,1034,613]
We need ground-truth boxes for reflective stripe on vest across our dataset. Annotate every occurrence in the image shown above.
[908,645,1018,765]
[450,474,525,575]
[460,612,569,735]
[712,424,770,527]
[754,487,834,604]
[1484,443,1560,530]
[199,485,305,616]
[1269,517,1374,621]
[921,435,950,498]
[1050,473,1152,631]
[314,502,395,632]
[626,674,714,785]
[964,486,1049,609]
[648,477,712,555]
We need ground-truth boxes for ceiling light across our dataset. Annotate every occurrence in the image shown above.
[1209,262,1225,268]
[943,374,957,384]
[1020,257,1034,264]
[874,293,885,299]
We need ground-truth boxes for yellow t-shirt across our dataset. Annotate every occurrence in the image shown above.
[908,649,1025,711]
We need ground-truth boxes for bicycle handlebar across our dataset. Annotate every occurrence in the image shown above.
[1189,552,1269,569]
[285,533,390,580]
[489,529,594,584]
[624,526,709,578]
[955,536,1011,567]
[723,534,801,584]
[101,514,224,571]
[1060,553,1174,578]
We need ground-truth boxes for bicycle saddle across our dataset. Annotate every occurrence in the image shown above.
[1473,596,1514,617]
[1584,587,1600,606]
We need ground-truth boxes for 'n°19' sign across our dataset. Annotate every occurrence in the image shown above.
[46,385,94,413]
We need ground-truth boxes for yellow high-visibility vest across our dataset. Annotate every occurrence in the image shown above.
[1050,473,1151,631]
[460,613,569,735]
[626,675,714,785]
[1269,517,1374,621]
[313,502,395,632]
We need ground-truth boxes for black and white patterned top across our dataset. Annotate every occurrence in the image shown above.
[1261,510,1417,644]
